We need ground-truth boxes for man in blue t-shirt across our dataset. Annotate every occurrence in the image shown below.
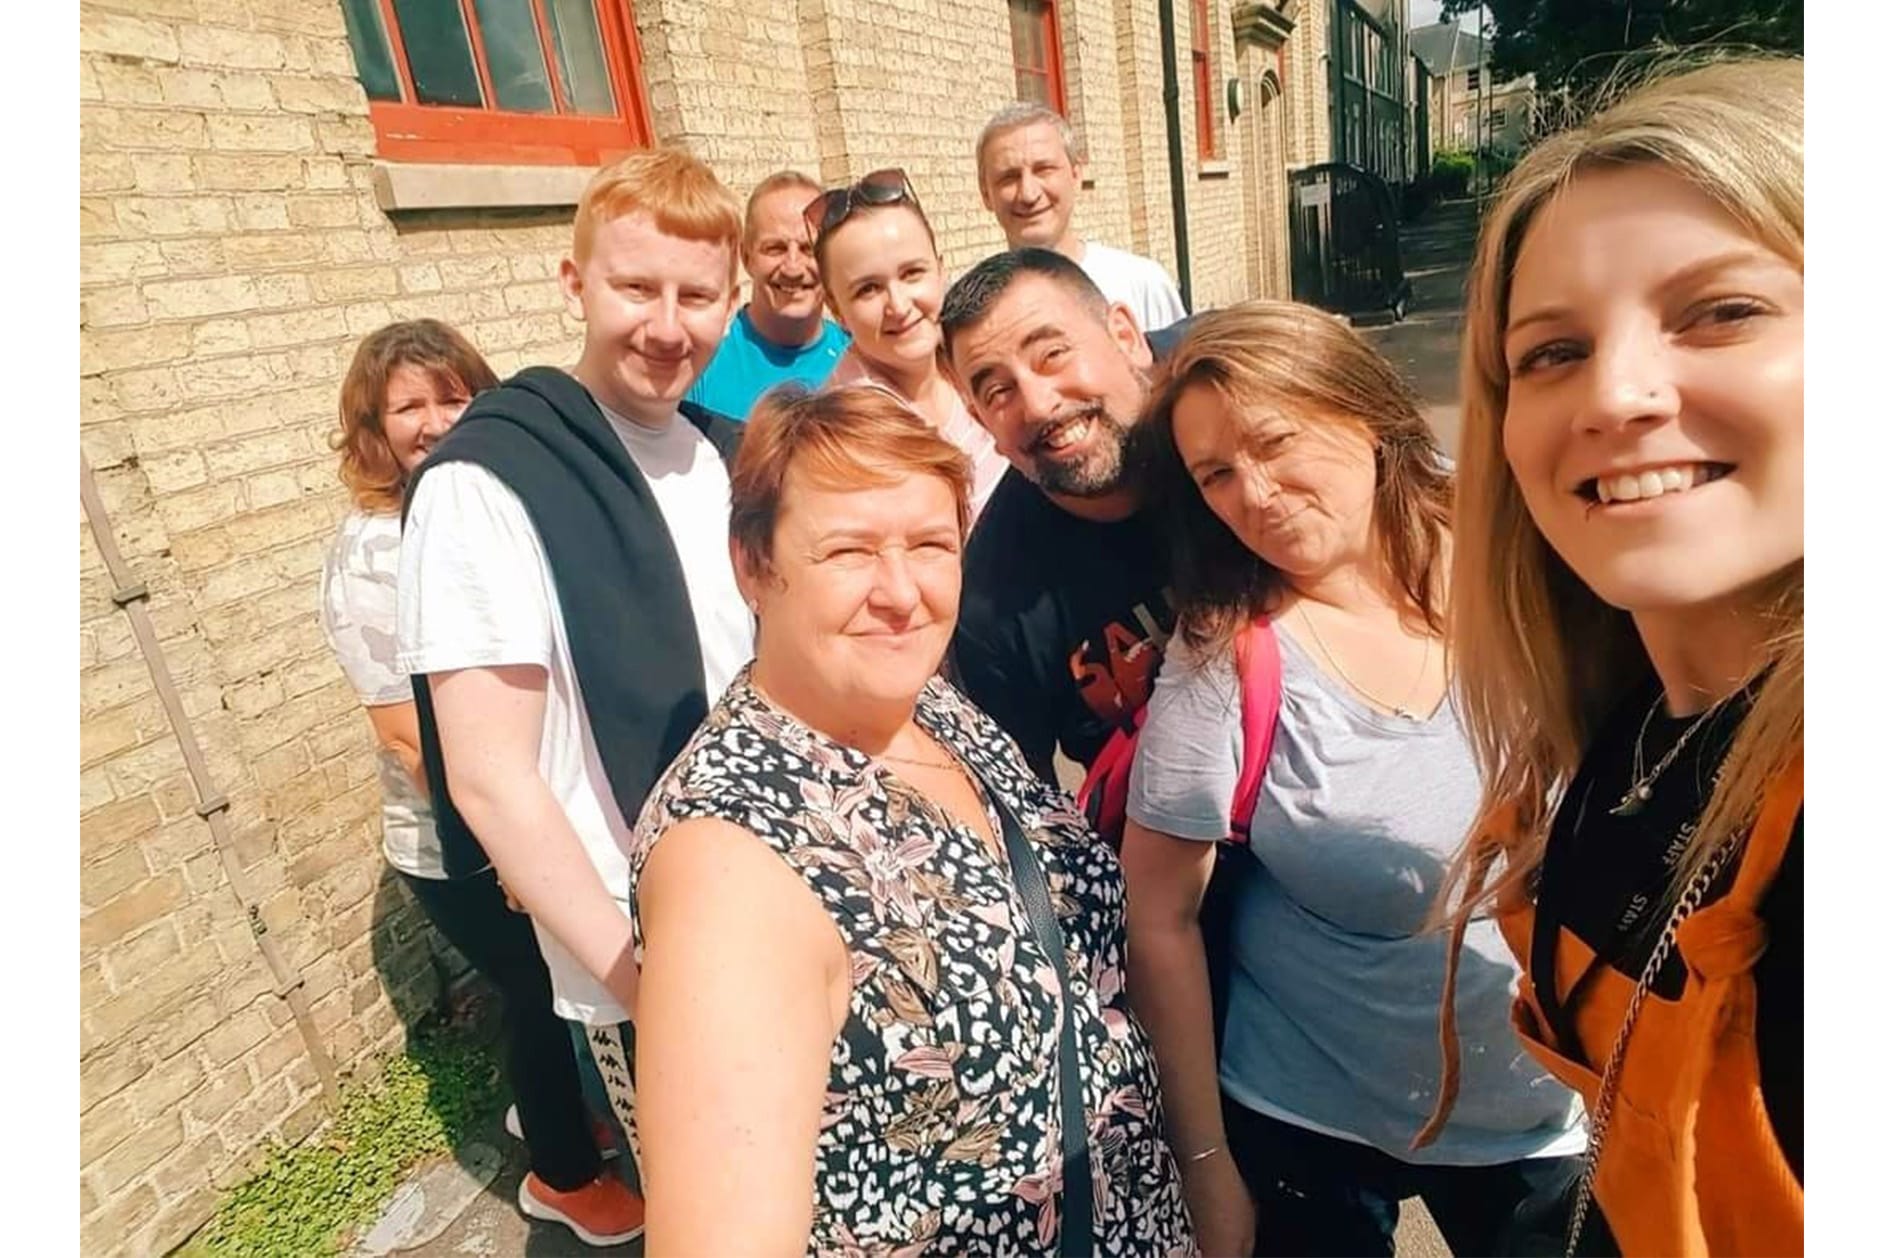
[685,170,849,420]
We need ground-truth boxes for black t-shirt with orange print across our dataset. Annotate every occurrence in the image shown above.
[950,471,1175,783]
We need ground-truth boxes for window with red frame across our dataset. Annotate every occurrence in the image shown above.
[339,0,655,166]
[1008,0,1068,115]
[1191,0,1220,161]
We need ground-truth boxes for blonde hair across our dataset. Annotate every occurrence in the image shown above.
[1442,55,1804,934]
[571,147,742,279]
[1138,301,1453,657]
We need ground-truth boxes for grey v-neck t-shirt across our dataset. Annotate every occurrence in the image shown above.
[1127,626,1585,1165]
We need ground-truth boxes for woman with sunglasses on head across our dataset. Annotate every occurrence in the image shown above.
[1421,58,1803,1256]
[320,321,644,1246]
[809,168,1010,521]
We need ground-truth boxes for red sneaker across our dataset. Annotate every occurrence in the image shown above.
[518,1172,646,1247]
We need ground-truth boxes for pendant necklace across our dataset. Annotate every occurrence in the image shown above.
[1610,690,1723,818]
[1297,601,1433,721]
[878,750,955,772]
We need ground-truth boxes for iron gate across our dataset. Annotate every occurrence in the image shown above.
[1288,162,1411,325]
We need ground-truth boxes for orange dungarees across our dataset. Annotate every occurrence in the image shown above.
[1423,756,1802,1256]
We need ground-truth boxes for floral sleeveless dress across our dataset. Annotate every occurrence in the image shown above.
[629,668,1197,1256]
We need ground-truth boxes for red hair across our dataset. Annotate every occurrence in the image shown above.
[730,384,971,575]
[572,147,741,281]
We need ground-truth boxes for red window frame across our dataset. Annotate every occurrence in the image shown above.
[364,1,656,166]
[1191,0,1220,161]
[1009,0,1069,116]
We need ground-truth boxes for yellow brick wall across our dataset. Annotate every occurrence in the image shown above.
[78,0,1302,1251]
[1284,0,1333,167]
[1179,0,1252,313]
[1239,42,1294,300]
[79,1,586,1251]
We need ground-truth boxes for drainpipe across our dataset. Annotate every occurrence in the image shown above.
[1156,0,1194,310]
[81,455,341,1112]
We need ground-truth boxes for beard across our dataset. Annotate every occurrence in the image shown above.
[1023,364,1151,499]
[1026,401,1133,498]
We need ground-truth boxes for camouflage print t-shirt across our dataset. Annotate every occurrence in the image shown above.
[318,509,456,879]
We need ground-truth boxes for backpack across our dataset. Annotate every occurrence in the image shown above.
[1074,618,1283,1048]
[1075,617,1284,849]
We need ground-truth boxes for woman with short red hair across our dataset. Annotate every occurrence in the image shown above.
[624,384,1196,1254]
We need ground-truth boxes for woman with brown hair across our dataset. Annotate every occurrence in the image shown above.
[319,320,645,1247]
[1423,57,1803,1256]
[1121,301,1582,1256]
[808,168,1010,520]
[625,384,1194,1254]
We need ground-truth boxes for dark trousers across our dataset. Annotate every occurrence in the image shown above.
[1223,1096,1600,1257]
[403,868,601,1192]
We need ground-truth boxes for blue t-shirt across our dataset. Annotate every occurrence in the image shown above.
[685,308,849,421]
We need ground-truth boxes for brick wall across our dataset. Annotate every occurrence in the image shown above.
[1180,0,1253,313]
[78,1,1291,1252]
[1240,43,1293,300]
[79,2,587,1252]
[1284,0,1333,167]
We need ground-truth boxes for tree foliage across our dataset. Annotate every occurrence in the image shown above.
[1438,0,1803,98]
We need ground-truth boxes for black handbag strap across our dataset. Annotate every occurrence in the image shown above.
[990,792,1095,1256]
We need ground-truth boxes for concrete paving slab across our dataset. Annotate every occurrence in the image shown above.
[354,1142,502,1256]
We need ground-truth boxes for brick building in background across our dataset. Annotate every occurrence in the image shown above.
[78,2,1355,1252]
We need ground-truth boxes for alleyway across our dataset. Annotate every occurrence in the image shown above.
[1363,196,1484,454]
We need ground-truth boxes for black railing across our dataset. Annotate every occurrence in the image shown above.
[1288,162,1411,325]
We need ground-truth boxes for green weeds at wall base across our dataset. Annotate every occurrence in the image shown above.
[175,1020,504,1258]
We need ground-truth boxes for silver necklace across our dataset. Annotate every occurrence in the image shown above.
[1610,692,1720,817]
[1563,841,1735,1254]
[1296,602,1433,720]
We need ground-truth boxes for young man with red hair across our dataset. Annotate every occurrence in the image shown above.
[396,149,753,1246]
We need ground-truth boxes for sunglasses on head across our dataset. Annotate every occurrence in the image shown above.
[804,168,922,241]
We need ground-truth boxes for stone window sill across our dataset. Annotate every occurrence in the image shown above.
[1198,160,1233,180]
[371,161,595,212]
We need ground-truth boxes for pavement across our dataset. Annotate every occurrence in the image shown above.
[1361,196,1484,455]
[355,198,1481,1258]
[366,1123,1443,1258]
[360,1124,644,1258]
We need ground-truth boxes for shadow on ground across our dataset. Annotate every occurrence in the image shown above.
[395,1135,644,1258]
[370,867,501,1163]
[363,869,644,1256]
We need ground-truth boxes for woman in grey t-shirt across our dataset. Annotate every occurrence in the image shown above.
[1120,304,1585,1256]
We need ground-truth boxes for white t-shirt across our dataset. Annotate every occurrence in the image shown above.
[1078,241,1189,334]
[318,509,464,881]
[395,407,754,1024]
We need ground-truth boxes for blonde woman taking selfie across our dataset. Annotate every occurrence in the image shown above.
[1422,58,1803,1257]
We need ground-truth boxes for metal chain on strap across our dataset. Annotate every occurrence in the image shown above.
[1562,840,1738,1256]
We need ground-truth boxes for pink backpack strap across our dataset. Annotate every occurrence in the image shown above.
[1228,618,1283,842]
